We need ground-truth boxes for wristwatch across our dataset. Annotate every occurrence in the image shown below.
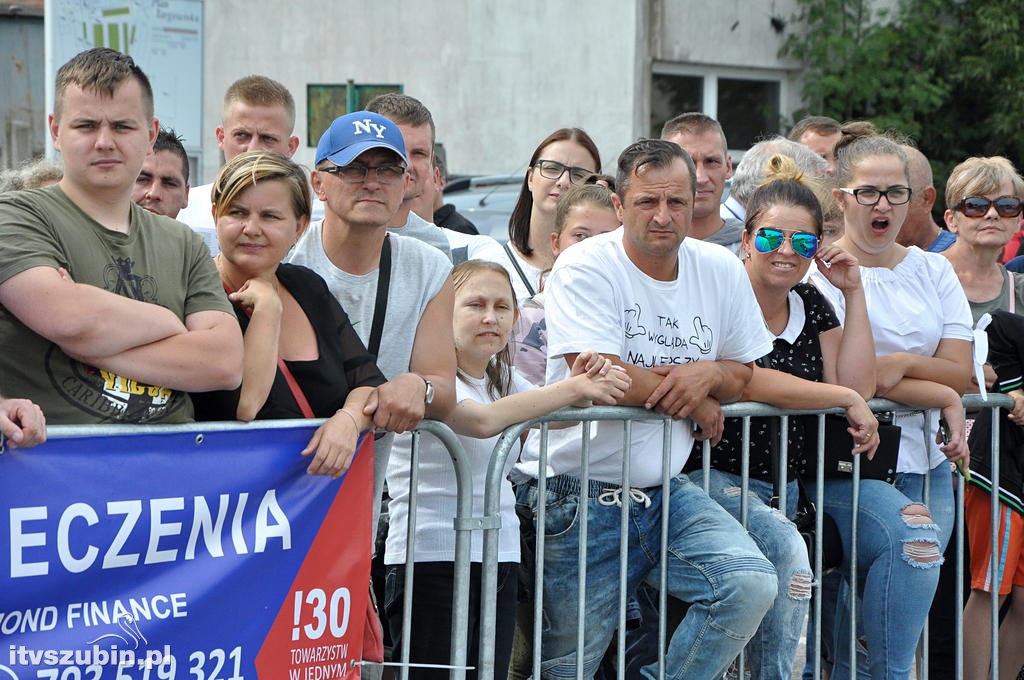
[422,376,435,406]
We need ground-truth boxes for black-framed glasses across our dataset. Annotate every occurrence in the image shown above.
[956,195,1023,218]
[319,163,406,184]
[753,227,820,259]
[839,186,912,206]
[535,159,592,185]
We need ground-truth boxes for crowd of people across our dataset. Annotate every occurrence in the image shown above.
[2,47,1024,680]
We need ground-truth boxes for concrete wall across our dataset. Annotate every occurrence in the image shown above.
[199,1,641,183]
[650,0,806,132]
[0,13,46,169]
[654,0,803,68]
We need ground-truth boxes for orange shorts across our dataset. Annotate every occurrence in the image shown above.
[965,484,1024,594]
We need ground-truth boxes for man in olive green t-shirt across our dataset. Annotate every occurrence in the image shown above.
[0,48,242,424]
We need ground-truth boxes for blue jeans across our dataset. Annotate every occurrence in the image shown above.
[693,470,812,680]
[517,474,778,680]
[807,463,951,680]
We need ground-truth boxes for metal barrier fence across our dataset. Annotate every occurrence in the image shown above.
[477,394,1015,680]
[39,394,1018,680]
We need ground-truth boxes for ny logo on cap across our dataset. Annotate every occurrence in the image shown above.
[352,118,388,139]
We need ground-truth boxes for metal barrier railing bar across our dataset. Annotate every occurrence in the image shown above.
[480,395,1014,680]
[37,393,1016,680]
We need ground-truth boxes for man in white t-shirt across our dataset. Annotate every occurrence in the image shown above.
[176,75,306,255]
[516,139,777,680]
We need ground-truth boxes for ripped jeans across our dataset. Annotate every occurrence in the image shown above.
[807,462,951,680]
[692,469,812,680]
[517,473,778,680]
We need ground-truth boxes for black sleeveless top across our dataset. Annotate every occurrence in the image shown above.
[192,263,385,420]
[684,283,840,481]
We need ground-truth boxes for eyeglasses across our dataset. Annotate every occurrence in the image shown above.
[839,186,912,206]
[753,227,820,259]
[535,159,592,185]
[318,163,406,184]
[956,195,1023,218]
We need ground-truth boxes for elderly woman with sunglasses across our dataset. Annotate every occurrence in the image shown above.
[939,156,1024,680]
[941,157,1024,320]
[678,154,878,680]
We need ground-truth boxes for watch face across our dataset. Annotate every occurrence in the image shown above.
[424,379,435,405]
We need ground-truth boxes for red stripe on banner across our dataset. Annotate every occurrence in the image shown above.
[255,434,374,680]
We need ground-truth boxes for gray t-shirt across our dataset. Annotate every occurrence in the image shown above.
[967,266,1024,324]
[287,220,452,524]
[706,217,745,255]
[388,211,452,260]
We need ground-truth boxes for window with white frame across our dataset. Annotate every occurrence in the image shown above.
[651,65,785,151]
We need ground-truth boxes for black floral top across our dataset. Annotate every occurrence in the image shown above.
[685,283,840,481]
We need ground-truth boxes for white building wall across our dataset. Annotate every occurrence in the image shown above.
[654,0,804,68]
[199,1,641,182]
[649,0,807,137]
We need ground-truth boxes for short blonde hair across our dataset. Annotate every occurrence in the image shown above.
[222,75,295,129]
[211,151,310,222]
[944,156,1024,210]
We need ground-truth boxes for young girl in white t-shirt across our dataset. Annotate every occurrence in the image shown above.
[383,259,630,679]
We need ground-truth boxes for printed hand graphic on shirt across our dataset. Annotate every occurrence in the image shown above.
[624,304,647,338]
[689,316,713,354]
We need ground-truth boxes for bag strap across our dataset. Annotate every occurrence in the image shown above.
[368,234,392,358]
[503,241,536,297]
[1007,268,1016,314]
[278,361,316,419]
[222,279,316,419]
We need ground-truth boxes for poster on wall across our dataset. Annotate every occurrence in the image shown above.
[45,0,203,160]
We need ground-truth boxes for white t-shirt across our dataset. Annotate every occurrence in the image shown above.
[177,181,325,258]
[175,182,220,256]
[385,371,532,564]
[516,228,774,488]
[810,246,973,473]
[444,228,507,265]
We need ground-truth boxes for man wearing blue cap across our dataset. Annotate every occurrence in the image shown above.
[287,110,456,526]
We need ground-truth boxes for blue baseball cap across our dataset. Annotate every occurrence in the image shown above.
[315,111,408,167]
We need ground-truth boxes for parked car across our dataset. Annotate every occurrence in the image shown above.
[443,173,732,243]
[442,174,521,242]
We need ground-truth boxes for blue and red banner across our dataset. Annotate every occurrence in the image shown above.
[0,424,373,680]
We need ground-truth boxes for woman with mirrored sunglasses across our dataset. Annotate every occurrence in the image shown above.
[504,128,601,299]
[939,156,1024,680]
[680,154,879,680]
[808,122,973,680]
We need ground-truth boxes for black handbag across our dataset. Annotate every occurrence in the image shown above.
[814,414,901,484]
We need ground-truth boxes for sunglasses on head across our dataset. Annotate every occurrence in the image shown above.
[956,195,1023,218]
[753,228,820,259]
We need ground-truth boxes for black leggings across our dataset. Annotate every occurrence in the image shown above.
[384,561,518,680]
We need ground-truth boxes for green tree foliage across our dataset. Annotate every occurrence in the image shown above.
[781,0,1024,186]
